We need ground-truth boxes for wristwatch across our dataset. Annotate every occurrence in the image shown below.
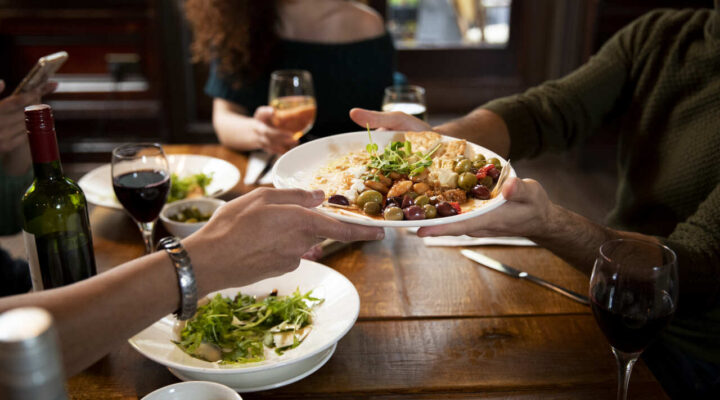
[157,236,197,320]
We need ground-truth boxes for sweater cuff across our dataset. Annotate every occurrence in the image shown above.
[481,96,539,160]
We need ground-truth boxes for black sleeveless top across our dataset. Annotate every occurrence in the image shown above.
[205,33,395,140]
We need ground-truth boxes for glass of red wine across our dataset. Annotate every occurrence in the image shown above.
[590,239,678,400]
[111,143,170,254]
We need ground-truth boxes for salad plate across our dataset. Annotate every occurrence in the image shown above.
[129,259,359,392]
[272,130,515,227]
[78,154,241,209]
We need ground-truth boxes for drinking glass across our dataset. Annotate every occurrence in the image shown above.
[111,143,170,254]
[269,69,316,140]
[590,239,678,400]
[382,85,427,121]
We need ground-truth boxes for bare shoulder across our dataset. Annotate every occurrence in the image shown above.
[331,2,386,39]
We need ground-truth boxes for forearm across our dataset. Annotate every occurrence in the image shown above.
[213,106,262,151]
[533,204,658,275]
[0,251,180,376]
[434,108,510,158]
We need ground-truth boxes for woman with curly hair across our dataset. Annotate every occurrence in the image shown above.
[185,0,395,154]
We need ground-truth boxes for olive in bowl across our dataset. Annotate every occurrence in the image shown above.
[159,198,226,239]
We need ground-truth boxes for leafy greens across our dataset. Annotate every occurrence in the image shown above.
[177,290,323,364]
[168,172,213,203]
[364,124,440,179]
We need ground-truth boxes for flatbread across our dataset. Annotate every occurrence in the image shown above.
[405,131,441,154]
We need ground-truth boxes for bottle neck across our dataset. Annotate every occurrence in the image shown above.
[33,159,64,180]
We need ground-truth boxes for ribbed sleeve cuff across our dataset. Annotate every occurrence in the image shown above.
[481,96,540,160]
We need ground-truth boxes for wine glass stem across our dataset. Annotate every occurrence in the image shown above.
[612,348,640,400]
[138,221,155,254]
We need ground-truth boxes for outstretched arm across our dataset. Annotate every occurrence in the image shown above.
[0,188,384,376]
[419,178,720,311]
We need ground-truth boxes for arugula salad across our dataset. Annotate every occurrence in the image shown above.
[176,289,323,364]
[168,172,213,203]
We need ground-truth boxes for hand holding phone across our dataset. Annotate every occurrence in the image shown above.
[12,51,68,95]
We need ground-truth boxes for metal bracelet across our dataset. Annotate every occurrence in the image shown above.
[157,236,197,320]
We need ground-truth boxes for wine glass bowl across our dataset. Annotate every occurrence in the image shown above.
[111,143,170,254]
[381,85,427,121]
[269,69,316,141]
[590,239,678,400]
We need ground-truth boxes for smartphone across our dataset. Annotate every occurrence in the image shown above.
[12,51,68,95]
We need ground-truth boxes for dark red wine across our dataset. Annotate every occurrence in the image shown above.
[590,296,674,353]
[113,170,170,222]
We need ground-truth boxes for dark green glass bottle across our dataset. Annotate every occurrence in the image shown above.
[21,104,97,290]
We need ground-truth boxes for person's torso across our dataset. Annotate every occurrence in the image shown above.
[608,9,720,236]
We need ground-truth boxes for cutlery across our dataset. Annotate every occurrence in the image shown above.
[254,154,277,185]
[460,249,590,305]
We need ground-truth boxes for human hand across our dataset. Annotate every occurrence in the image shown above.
[184,188,384,293]
[417,177,555,239]
[0,80,57,156]
[252,106,299,154]
[349,107,432,131]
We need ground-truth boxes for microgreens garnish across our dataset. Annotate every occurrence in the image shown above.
[363,126,441,178]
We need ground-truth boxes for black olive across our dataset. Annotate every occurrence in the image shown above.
[470,184,491,200]
[403,205,425,220]
[328,194,349,206]
[436,202,458,217]
[401,194,414,209]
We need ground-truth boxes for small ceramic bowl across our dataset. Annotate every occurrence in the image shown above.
[160,198,226,239]
[141,381,241,400]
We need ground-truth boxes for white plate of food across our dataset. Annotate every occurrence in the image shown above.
[129,259,359,392]
[78,154,241,209]
[272,130,515,227]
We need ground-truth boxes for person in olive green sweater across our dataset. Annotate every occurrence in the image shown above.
[351,1,720,396]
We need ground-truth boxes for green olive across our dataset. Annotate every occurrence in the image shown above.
[479,176,494,188]
[363,201,381,215]
[458,172,478,191]
[414,195,430,208]
[489,157,502,168]
[473,153,486,164]
[357,190,383,209]
[423,204,437,219]
[383,206,404,221]
[454,159,472,174]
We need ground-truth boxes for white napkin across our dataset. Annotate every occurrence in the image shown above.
[243,151,274,185]
[423,235,537,247]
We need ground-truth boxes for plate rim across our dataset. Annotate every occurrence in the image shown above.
[168,342,337,393]
[271,130,515,227]
[128,259,359,375]
[78,154,241,209]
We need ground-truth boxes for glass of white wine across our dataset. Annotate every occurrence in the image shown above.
[269,69,317,140]
[382,85,427,121]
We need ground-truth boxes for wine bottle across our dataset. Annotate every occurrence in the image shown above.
[21,104,97,290]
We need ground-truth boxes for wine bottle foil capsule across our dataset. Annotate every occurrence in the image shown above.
[0,307,67,400]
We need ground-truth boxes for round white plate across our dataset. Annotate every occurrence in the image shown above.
[142,381,242,400]
[168,343,336,393]
[272,130,515,227]
[129,259,359,392]
[78,154,241,209]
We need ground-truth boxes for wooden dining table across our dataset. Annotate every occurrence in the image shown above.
[61,144,668,399]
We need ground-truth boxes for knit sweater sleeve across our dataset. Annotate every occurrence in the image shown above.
[481,12,665,159]
[663,184,720,311]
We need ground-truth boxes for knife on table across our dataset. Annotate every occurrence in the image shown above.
[460,249,590,305]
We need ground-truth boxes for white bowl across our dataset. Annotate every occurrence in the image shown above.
[79,154,241,209]
[141,381,241,400]
[129,259,360,392]
[160,198,226,239]
[272,130,516,227]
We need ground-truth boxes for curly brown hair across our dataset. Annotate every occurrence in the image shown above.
[184,0,279,84]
